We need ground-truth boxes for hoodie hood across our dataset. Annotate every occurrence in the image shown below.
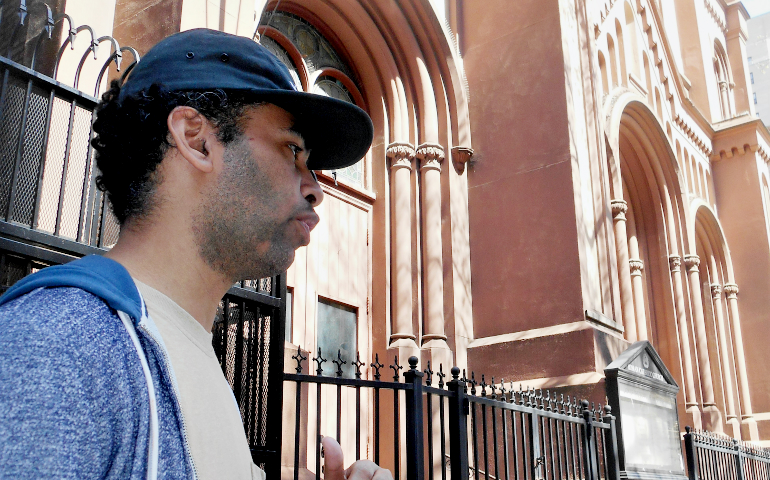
[0,255,143,322]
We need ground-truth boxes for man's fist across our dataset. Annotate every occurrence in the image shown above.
[322,436,393,480]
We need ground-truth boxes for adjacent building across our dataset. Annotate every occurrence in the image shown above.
[748,12,770,126]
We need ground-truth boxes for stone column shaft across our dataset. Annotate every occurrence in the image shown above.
[626,212,648,340]
[629,259,647,340]
[611,199,636,342]
[416,143,446,342]
[387,143,416,343]
[669,255,698,410]
[710,283,737,420]
[724,284,759,440]
[684,255,717,408]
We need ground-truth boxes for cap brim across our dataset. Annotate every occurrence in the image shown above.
[245,89,373,171]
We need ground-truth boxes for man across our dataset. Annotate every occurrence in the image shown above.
[0,29,391,480]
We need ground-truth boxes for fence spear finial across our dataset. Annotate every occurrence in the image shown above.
[332,349,346,377]
[291,349,307,373]
[313,348,327,376]
[353,352,365,379]
[370,353,384,380]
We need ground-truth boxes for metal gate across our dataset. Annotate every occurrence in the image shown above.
[0,1,285,474]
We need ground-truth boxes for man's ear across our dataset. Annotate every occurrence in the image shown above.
[167,106,215,173]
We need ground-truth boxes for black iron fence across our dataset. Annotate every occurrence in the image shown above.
[684,427,770,480]
[0,0,139,273]
[283,351,621,480]
[211,277,287,477]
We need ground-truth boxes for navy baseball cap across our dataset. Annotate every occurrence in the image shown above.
[119,28,373,170]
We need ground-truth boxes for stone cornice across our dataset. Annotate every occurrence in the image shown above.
[674,113,713,157]
[704,0,727,36]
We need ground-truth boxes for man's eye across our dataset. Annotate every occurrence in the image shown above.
[288,144,302,159]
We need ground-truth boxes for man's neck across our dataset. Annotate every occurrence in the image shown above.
[105,220,231,332]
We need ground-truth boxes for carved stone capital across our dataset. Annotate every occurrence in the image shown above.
[711,283,722,299]
[451,146,474,175]
[668,255,681,272]
[723,283,739,298]
[415,143,445,172]
[386,142,415,170]
[629,258,644,276]
[611,199,628,220]
[683,254,700,272]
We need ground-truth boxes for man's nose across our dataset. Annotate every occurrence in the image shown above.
[302,170,324,207]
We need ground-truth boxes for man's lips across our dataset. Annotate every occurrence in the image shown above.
[295,212,320,236]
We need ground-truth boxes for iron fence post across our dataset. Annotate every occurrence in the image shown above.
[684,426,699,480]
[580,400,599,480]
[530,410,543,480]
[447,367,469,480]
[603,406,621,480]
[734,438,745,480]
[404,356,425,480]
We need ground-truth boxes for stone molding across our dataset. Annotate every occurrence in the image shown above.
[724,283,739,298]
[711,143,770,165]
[674,114,712,157]
[684,254,700,272]
[415,143,445,172]
[669,255,681,272]
[629,258,644,275]
[611,199,628,219]
[711,283,722,299]
[386,142,415,170]
[703,0,727,36]
[451,146,474,175]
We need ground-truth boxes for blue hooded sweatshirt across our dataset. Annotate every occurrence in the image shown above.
[0,255,196,479]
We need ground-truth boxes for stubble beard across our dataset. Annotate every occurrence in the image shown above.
[192,138,296,282]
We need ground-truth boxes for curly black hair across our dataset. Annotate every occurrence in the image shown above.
[91,80,257,225]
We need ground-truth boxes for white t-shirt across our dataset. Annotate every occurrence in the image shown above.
[135,279,266,480]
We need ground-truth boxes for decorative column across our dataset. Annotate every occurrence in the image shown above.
[416,144,452,368]
[669,255,701,426]
[682,255,721,432]
[723,284,760,441]
[710,283,739,437]
[611,199,636,342]
[626,210,648,340]
[628,259,647,340]
[386,143,418,356]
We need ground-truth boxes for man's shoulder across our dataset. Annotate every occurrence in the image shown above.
[0,287,153,478]
[0,286,121,339]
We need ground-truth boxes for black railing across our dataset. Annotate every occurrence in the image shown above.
[684,426,770,480]
[0,0,139,268]
[211,277,287,477]
[283,352,621,480]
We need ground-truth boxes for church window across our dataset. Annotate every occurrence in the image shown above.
[258,11,366,188]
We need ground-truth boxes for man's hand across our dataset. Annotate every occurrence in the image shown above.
[322,436,393,480]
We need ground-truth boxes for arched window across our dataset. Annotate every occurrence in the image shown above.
[713,42,733,120]
[258,11,367,187]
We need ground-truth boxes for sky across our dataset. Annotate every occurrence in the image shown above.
[742,0,770,18]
